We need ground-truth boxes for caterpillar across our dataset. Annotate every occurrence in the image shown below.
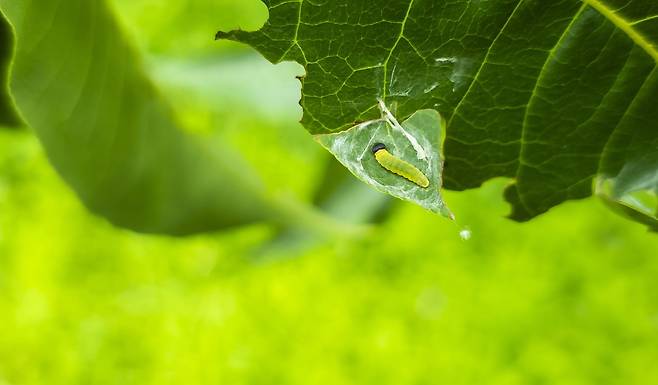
[371,143,429,188]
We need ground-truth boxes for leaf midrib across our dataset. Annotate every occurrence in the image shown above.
[583,0,658,63]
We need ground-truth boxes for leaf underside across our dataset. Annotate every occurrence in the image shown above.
[218,0,658,226]
[1,0,277,234]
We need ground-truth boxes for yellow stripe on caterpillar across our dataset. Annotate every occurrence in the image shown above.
[372,143,430,188]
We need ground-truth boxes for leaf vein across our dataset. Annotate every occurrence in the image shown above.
[583,0,658,63]
[513,3,588,215]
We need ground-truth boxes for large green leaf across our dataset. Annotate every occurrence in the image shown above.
[218,0,658,224]
[0,0,358,236]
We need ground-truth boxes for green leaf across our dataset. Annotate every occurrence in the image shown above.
[218,0,658,225]
[595,65,658,231]
[597,184,658,232]
[316,107,453,218]
[0,14,20,127]
[0,0,320,235]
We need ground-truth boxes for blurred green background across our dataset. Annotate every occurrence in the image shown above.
[1,1,658,384]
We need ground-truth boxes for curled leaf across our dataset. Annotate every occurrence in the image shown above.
[316,108,453,219]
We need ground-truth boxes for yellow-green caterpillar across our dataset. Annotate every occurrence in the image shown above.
[372,143,429,188]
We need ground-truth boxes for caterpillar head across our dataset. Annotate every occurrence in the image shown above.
[371,143,386,154]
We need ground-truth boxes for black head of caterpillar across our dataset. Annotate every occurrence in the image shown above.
[371,143,430,188]
[371,143,387,154]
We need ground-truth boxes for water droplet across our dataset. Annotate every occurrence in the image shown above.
[459,228,472,241]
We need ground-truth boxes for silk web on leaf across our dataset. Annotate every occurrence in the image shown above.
[316,107,454,219]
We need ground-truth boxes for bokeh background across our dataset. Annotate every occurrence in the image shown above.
[1,1,658,384]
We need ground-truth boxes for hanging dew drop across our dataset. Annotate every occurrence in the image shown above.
[459,227,472,241]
